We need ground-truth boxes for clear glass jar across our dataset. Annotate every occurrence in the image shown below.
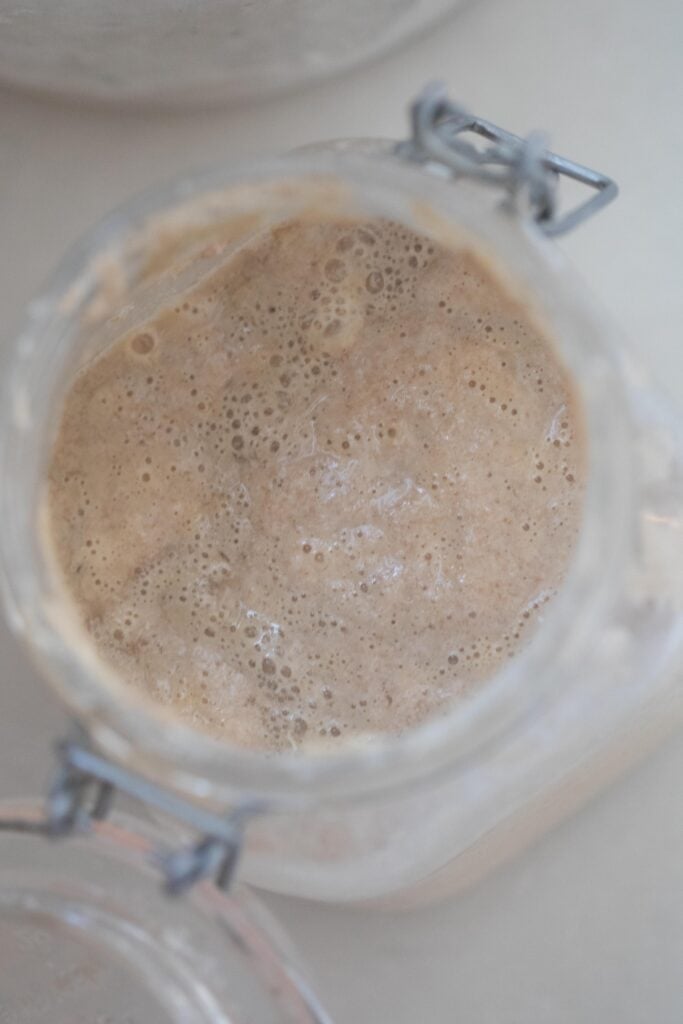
[1,142,682,907]
[0,800,331,1022]
[0,0,464,106]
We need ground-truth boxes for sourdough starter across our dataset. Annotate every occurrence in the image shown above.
[46,216,585,750]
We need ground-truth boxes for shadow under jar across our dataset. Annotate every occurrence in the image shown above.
[2,125,683,908]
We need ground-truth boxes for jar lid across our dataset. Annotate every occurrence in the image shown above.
[0,800,332,1024]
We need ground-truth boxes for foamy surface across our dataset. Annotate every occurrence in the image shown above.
[47,218,585,750]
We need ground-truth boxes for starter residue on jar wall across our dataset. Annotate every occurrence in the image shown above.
[45,217,586,751]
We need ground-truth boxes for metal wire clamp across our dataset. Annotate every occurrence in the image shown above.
[397,82,618,236]
[0,726,267,895]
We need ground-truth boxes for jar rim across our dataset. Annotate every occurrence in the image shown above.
[0,147,636,805]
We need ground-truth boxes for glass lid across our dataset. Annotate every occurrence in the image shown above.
[0,800,332,1024]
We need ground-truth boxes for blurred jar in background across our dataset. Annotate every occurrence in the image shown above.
[0,0,467,107]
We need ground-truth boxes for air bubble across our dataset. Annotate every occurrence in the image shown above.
[324,259,347,283]
[131,333,156,355]
[365,271,384,294]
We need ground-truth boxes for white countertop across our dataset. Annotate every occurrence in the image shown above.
[1,0,682,1020]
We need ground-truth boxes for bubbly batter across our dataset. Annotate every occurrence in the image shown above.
[47,217,585,750]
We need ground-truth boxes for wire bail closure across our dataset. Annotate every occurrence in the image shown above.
[396,83,618,237]
[0,726,266,896]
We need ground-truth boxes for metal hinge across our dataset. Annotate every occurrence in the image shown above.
[397,82,618,237]
[0,725,266,895]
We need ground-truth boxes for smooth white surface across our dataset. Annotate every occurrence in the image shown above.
[0,0,682,1019]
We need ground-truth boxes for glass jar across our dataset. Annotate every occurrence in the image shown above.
[2,98,683,907]
[0,800,331,1022]
[0,0,465,106]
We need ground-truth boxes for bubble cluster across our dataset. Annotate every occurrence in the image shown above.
[47,216,585,751]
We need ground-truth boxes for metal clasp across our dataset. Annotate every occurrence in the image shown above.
[0,726,266,895]
[397,83,618,237]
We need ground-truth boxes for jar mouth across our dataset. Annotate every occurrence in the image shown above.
[0,799,332,1024]
[0,150,635,806]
